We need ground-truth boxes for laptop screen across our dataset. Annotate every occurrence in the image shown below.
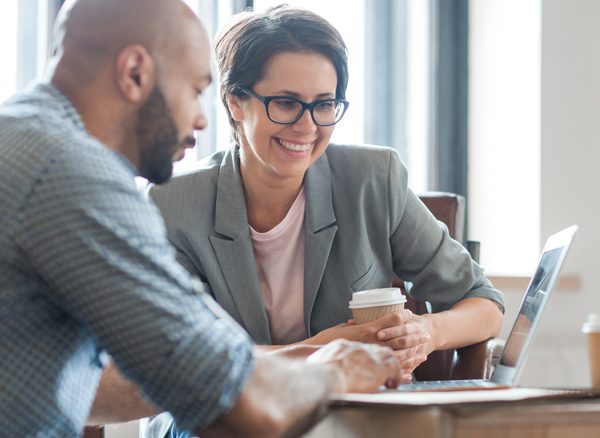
[492,225,577,385]
[497,247,562,368]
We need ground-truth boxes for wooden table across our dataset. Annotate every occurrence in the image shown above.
[304,397,600,437]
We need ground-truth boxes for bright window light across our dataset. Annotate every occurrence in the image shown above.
[0,1,18,103]
[469,0,541,275]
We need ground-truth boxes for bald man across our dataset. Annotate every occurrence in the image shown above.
[0,0,413,436]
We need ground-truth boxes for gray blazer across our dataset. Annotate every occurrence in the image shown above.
[150,144,504,344]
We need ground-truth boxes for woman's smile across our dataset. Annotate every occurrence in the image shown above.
[276,137,315,154]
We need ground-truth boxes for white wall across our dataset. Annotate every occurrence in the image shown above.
[496,0,600,388]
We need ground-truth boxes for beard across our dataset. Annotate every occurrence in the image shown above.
[136,85,195,184]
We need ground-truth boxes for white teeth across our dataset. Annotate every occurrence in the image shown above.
[278,139,312,152]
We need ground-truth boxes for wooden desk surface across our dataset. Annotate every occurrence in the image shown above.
[304,399,600,438]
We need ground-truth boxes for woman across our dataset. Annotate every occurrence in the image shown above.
[148,5,504,436]
[152,4,504,355]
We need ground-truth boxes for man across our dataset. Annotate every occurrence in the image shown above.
[0,0,415,436]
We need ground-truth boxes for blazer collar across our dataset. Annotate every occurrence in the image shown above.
[214,147,248,239]
[303,151,338,334]
[304,151,337,232]
[212,147,271,342]
[215,146,337,235]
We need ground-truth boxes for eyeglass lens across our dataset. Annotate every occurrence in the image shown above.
[268,98,345,125]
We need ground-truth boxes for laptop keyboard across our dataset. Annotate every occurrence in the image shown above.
[392,379,502,392]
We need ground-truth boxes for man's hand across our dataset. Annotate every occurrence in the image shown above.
[305,339,415,392]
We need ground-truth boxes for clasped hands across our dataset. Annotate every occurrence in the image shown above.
[311,309,432,382]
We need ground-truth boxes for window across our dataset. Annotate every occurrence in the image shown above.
[4,0,433,205]
[468,0,541,275]
[0,0,60,102]
[0,1,18,103]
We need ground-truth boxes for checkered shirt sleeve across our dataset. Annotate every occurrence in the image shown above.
[0,84,254,436]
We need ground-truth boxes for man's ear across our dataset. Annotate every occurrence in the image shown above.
[115,45,154,102]
[226,93,245,121]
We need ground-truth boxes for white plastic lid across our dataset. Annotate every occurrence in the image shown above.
[348,288,406,309]
[582,314,600,333]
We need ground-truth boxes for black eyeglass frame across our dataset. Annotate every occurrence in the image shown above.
[237,86,349,127]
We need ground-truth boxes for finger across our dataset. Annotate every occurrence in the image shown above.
[400,352,428,375]
[392,346,426,366]
[369,310,413,331]
[400,372,414,384]
[384,378,398,389]
[383,332,431,350]
[367,345,404,382]
[340,345,399,392]
[377,320,426,341]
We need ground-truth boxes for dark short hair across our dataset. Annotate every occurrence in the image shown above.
[215,5,349,142]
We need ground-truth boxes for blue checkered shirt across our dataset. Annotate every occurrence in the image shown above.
[0,83,254,437]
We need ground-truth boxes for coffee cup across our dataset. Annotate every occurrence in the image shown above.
[348,288,407,325]
[582,314,600,387]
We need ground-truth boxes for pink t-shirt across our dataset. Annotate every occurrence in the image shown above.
[250,188,307,344]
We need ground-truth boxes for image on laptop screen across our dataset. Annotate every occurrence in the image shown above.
[498,248,562,369]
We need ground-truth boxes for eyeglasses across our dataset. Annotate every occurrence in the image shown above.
[237,86,349,127]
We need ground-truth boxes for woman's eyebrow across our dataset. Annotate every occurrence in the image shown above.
[272,89,336,99]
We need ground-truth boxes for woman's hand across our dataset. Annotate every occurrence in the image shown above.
[309,310,428,348]
[305,311,430,373]
[375,312,435,355]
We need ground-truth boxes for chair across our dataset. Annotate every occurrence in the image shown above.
[83,427,103,438]
[394,192,501,381]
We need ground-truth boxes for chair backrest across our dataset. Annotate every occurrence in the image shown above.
[392,191,468,381]
[419,192,465,243]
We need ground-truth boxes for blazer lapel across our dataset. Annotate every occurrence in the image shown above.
[303,152,337,334]
[210,148,271,343]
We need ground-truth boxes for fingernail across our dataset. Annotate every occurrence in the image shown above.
[377,331,386,340]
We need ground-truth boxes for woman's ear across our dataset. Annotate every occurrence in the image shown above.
[226,93,244,122]
[115,44,154,102]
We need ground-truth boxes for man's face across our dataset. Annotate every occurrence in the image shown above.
[136,19,211,184]
[136,85,192,184]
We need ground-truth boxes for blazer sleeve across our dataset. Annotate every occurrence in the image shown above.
[387,150,505,313]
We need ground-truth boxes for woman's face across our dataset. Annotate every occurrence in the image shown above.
[228,51,338,184]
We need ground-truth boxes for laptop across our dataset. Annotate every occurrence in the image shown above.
[396,225,578,392]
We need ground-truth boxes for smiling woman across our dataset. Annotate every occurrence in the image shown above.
[148,5,504,437]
